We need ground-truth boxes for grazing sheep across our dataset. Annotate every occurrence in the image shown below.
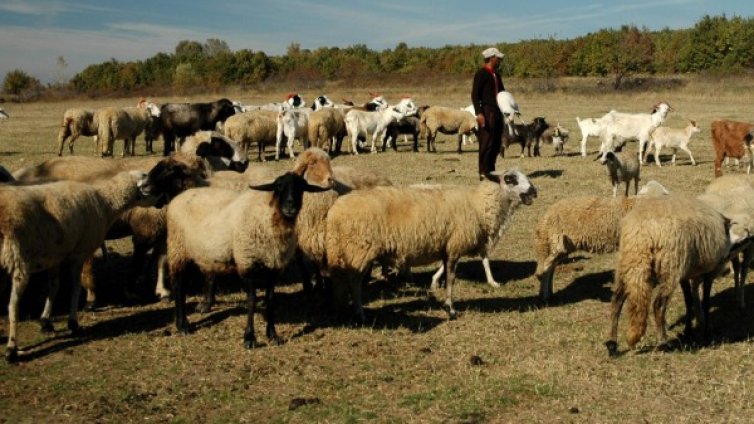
[644,120,701,166]
[223,110,278,162]
[0,165,175,362]
[158,98,238,155]
[308,108,347,155]
[535,181,669,302]
[57,108,98,156]
[599,151,640,197]
[325,169,537,322]
[96,102,161,157]
[605,195,742,355]
[420,106,478,153]
[166,172,329,348]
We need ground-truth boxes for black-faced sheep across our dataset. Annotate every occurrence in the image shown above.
[325,169,537,322]
[166,172,329,348]
[158,98,237,156]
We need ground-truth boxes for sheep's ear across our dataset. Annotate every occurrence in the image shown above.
[249,181,277,192]
[304,182,331,193]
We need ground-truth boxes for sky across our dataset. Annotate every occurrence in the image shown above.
[1,0,753,84]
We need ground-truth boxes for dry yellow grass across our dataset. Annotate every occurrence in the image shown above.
[1,75,754,422]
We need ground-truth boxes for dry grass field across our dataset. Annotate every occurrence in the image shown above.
[1,75,754,423]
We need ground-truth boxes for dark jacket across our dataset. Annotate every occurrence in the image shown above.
[471,66,505,115]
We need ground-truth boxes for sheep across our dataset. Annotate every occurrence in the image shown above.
[598,151,640,197]
[307,108,347,155]
[345,98,417,154]
[96,102,162,157]
[57,108,99,156]
[166,172,329,348]
[276,107,312,160]
[0,164,177,362]
[325,169,537,322]
[180,130,248,172]
[643,120,700,166]
[223,110,278,162]
[158,98,238,155]
[534,180,669,302]
[419,106,478,153]
[605,195,745,355]
[12,154,210,309]
[598,102,673,164]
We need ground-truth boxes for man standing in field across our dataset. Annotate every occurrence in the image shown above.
[471,47,505,180]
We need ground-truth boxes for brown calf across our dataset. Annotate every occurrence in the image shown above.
[711,119,754,177]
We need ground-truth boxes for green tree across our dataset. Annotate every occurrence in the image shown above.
[3,69,41,95]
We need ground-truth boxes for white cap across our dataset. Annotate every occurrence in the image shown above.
[482,47,504,59]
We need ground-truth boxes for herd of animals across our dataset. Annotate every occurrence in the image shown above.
[1,91,754,363]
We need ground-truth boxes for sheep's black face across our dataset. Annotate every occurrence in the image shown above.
[146,159,203,208]
[249,172,331,222]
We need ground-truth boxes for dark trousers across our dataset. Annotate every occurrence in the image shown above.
[478,107,503,175]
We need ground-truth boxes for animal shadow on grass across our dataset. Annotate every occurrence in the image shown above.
[0,151,21,157]
[527,169,564,179]
[545,268,614,306]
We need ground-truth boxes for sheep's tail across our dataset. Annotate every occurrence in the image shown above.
[623,251,653,348]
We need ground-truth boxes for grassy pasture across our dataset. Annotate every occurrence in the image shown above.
[1,75,754,422]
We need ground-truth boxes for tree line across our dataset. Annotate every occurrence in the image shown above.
[4,14,754,98]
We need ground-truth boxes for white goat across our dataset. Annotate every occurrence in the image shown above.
[598,102,673,165]
[576,115,612,157]
[345,98,417,154]
[644,120,701,167]
[276,108,312,160]
[497,91,522,137]
[460,105,477,145]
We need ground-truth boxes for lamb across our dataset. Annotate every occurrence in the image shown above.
[599,151,640,197]
[307,108,347,154]
[223,110,278,162]
[57,108,98,156]
[166,172,329,348]
[419,106,478,153]
[605,195,744,355]
[643,120,700,166]
[325,169,537,322]
[534,180,669,302]
[0,164,177,362]
[96,102,162,157]
[598,102,673,164]
[158,98,238,155]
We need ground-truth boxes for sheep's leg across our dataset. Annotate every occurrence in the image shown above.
[65,262,84,337]
[197,274,215,314]
[736,246,754,309]
[481,256,500,288]
[537,245,565,302]
[430,265,444,290]
[443,257,459,320]
[172,266,191,334]
[263,269,280,345]
[457,134,463,154]
[6,269,30,362]
[652,289,672,350]
[605,274,627,356]
[346,270,367,324]
[68,133,80,156]
[39,268,60,333]
[679,279,695,341]
[243,275,258,348]
[700,275,714,344]
[154,253,170,302]
[80,258,97,311]
[731,254,743,310]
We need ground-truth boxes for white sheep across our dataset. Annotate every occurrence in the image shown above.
[325,169,537,322]
[166,172,329,348]
[605,195,746,355]
[96,102,161,157]
[0,167,170,362]
[420,106,478,153]
[644,120,700,166]
[598,102,672,164]
[308,108,347,154]
[535,181,669,302]
[223,110,278,162]
[599,151,640,197]
[57,108,99,156]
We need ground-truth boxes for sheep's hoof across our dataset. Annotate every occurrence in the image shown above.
[67,319,81,337]
[5,348,18,363]
[605,340,619,357]
[39,318,54,333]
